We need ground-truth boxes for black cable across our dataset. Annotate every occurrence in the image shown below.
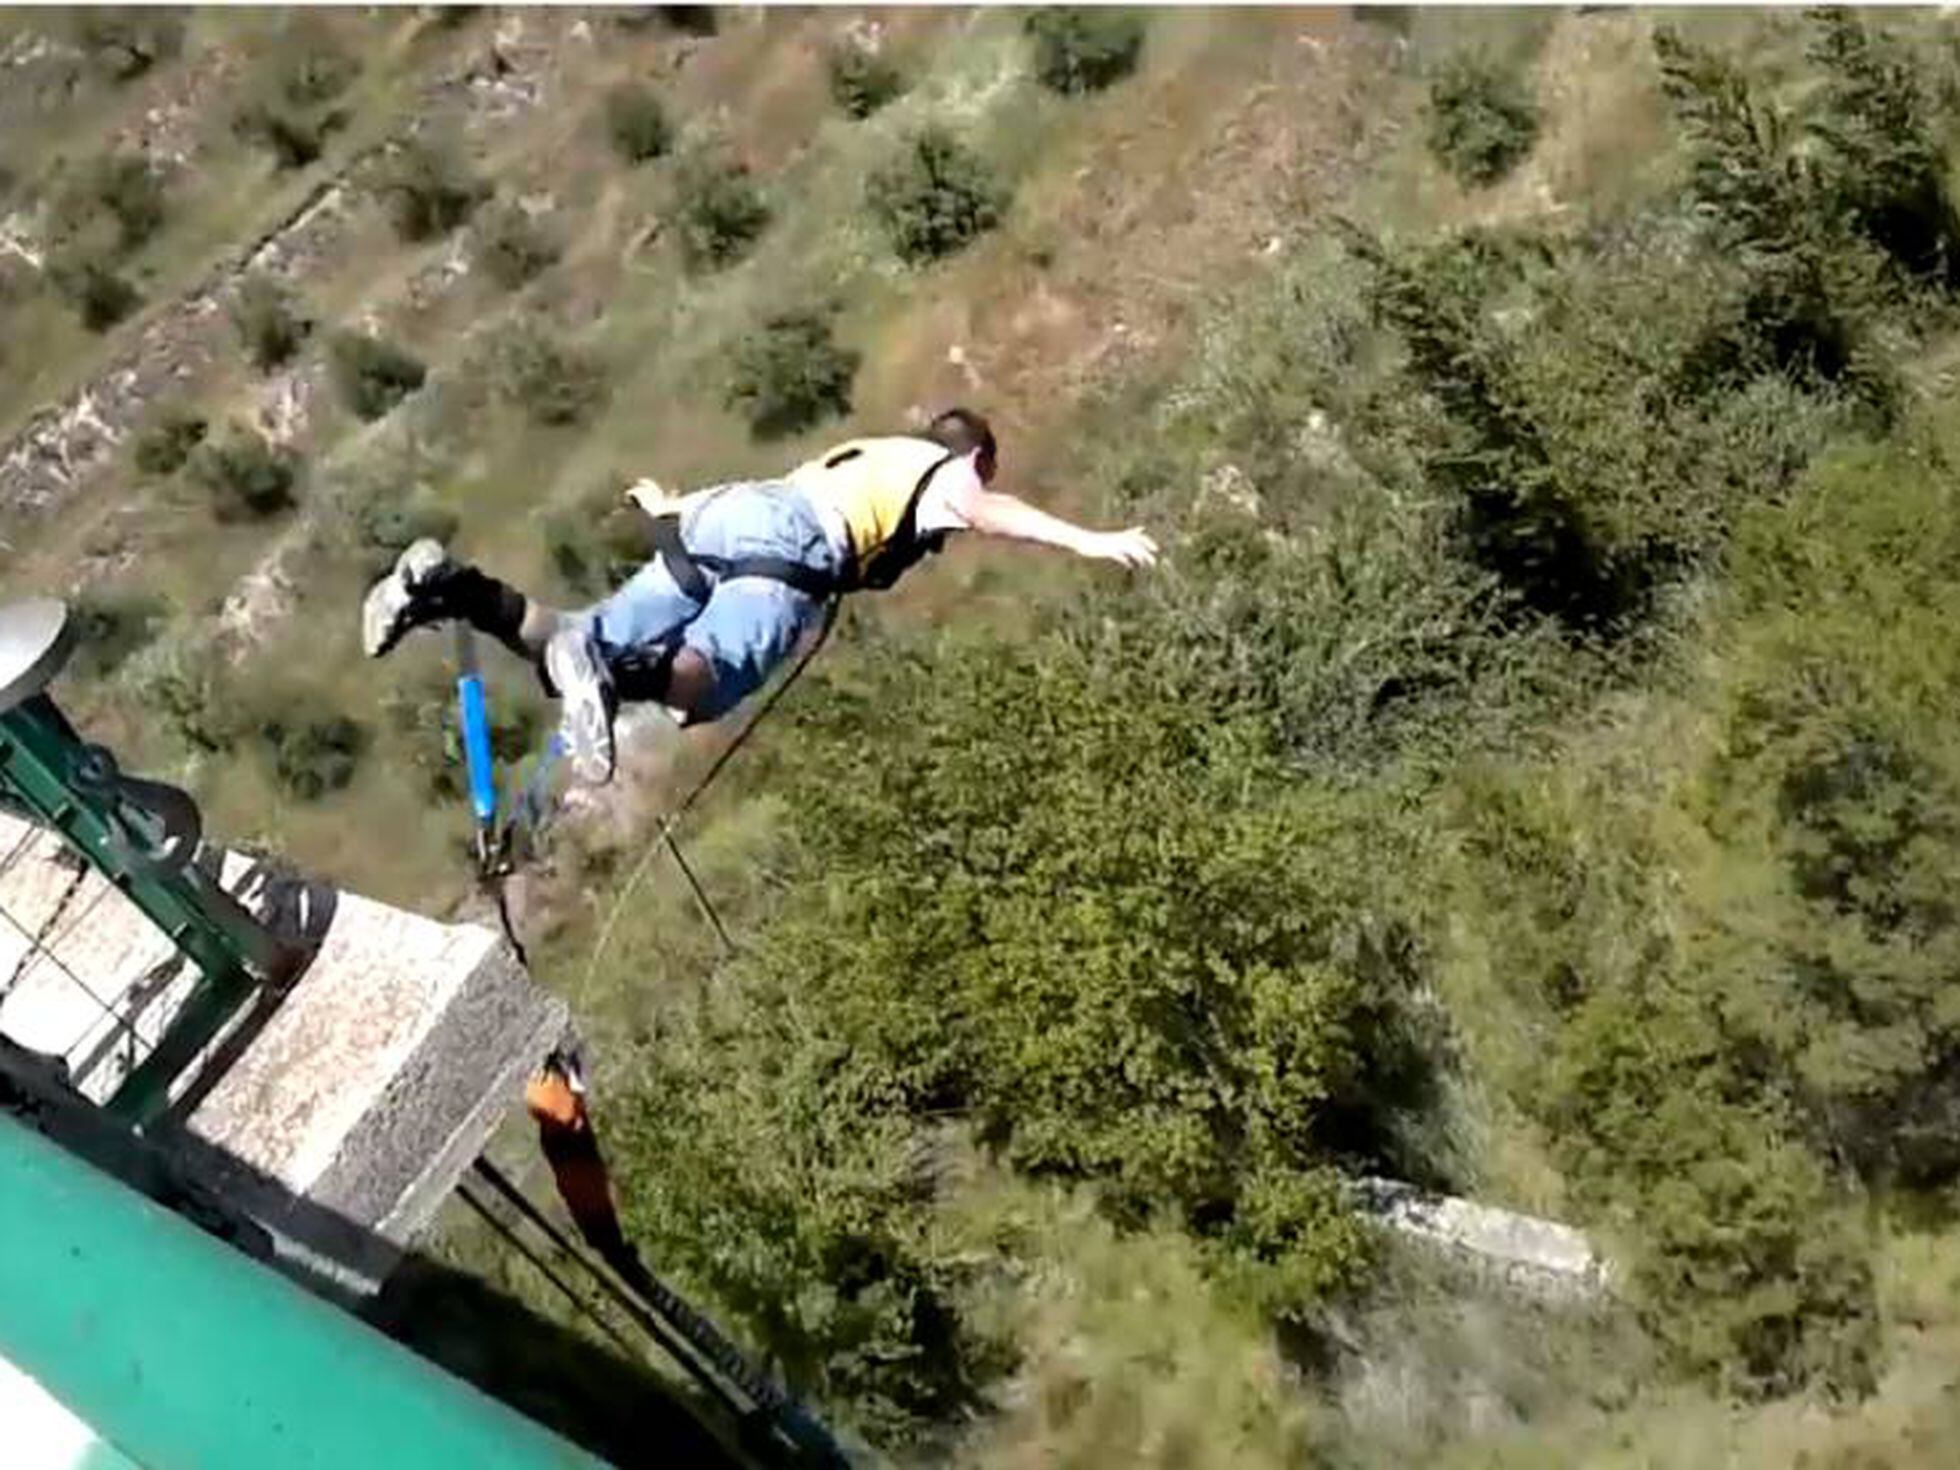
[454,1174,641,1360]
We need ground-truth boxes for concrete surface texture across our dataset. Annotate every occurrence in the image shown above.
[0,809,568,1292]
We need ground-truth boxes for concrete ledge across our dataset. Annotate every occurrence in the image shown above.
[0,812,570,1294]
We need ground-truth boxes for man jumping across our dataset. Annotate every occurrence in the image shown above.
[361,408,1159,784]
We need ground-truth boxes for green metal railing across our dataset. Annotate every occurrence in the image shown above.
[0,600,291,1122]
[0,1109,605,1468]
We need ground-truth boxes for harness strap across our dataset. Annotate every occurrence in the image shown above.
[646,512,841,600]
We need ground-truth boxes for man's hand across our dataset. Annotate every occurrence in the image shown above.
[1088,527,1159,568]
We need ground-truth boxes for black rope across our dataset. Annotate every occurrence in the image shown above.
[470,1159,795,1428]
[454,1173,641,1360]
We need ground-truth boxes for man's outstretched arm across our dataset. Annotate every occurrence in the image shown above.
[958,486,1159,568]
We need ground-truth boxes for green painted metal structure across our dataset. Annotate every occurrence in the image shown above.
[0,600,290,1122]
[0,1110,606,1468]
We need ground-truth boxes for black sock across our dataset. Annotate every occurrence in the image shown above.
[441,566,530,654]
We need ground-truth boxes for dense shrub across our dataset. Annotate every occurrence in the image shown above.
[1804,7,1960,285]
[383,668,545,802]
[374,136,486,242]
[259,706,369,800]
[867,130,1006,265]
[230,275,310,372]
[329,330,428,421]
[1424,53,1540,187]
[725,311,859,439]
[71,153,166,252]
[190,428,300,522]
[233,101,336,171]
[67,589,166,680]
[471,201,562,290]
[1024,9,1146,95]
[486,319,607,426]
[603,81,672,164]
[544,490,646,600]
[674,157,770,271]
[47,250,140,330]
[608,620,1441,1438]
[132,406,207,476]
[125,641,241,755]
[827,41,905,119]
[233,29,358,168]
[69,10,182,83]
[353,485,461,580]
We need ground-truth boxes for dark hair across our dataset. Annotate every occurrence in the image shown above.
[923,406,997,479]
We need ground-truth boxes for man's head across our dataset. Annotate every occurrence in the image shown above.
[924,407,997,484]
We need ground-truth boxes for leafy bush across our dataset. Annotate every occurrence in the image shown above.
[603,81,672,164]
[373,136,486,242]
[48,250,140,330]
[132,406,207,476]
[383,668,545,802]
[1424,53,1540,187]
[1024,9,1145,95]
[126,641,241,755]
[868,129,1007,265]
[258,706,369,800]
[329,330,428,421]
[353,486,461,581]
[233,28,358,168]
[544,490,646,601]
[827,41,905,119]
[471,201,562,290]
[190,428,300,522]
[67,589,166,680]
[230,275,310,372]
[1804,7,1960,284]
[726,310,859,440]
[69,10,182,83]
[674,157,771,271]
[73,153,166,252]
[233,101,338,171]
[485,318,607,426]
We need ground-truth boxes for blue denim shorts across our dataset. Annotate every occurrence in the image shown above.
[577,481,843,721]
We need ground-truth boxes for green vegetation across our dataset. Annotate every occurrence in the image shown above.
[725,310,858,439]
[190,426,300,522]
[827,41,906,119]
[1024,9,1146,95]
[603,81,672,165]
[257,701,369,800]
[67,9,183,84]
[471,201,562,291]
[543,483,649,600]
[67,589,166,681]
[374,135,486,242]
[19,9,1960,1465]
[46,250,140,331]
[131,406,208,476]
[230,275,310,372]
[1424,52,1541,186]
[868,129,1007,265]
[485,318,607,427]
[232,25,358,170]
[674,156,771,271]
[329,330,428,421]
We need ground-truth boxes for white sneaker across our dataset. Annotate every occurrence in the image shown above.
[543,626,617,786]
[361,539,453,658]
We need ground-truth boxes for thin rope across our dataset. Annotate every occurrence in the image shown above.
[580,598,839,992]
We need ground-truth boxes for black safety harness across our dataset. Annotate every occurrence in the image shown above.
[643,447,958,601]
